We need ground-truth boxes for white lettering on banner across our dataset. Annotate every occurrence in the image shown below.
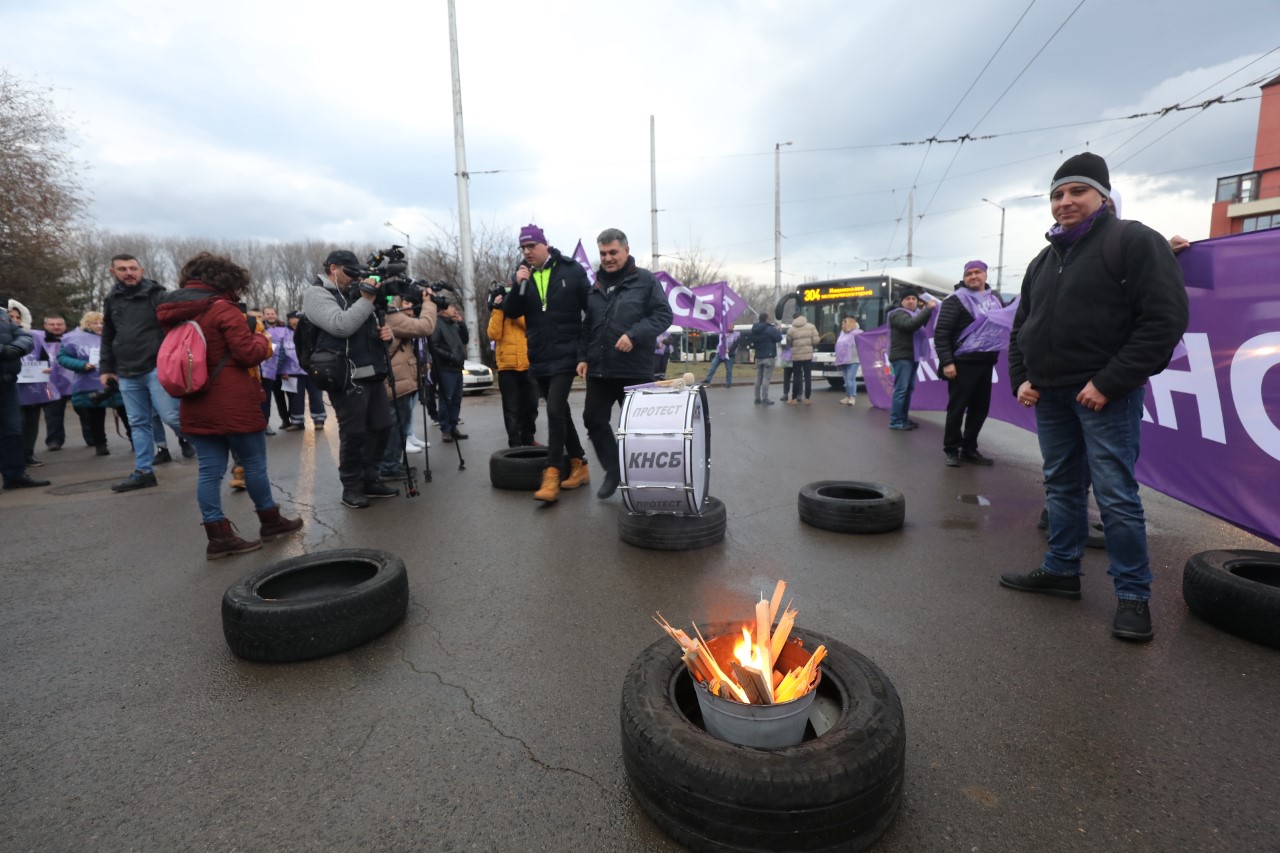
[1229,331,1280,462]
[1146,334,1226,443]
[666,287,716,322]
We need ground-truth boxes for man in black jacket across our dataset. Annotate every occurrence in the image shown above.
[502,224,593,503]
[934,260,1005,466]
[0,305,49,489]
[99,254,193,492]
[429,302,469,444]
[577,228,674,499]
[1000,152,1188,643]
[301,249,397,509]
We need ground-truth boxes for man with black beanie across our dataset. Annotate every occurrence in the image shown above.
[1000,152,1188,643]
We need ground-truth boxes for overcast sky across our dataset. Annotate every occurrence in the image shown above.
[5,0,1280,293]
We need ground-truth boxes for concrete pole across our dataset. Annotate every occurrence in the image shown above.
[906,190,914,267]
[447,0,479,359]
[774,141,791,307]
[650,115,659,270]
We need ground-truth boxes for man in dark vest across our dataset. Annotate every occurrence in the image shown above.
[301,250,397,509]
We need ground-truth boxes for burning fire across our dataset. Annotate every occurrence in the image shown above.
[654,580,826,706]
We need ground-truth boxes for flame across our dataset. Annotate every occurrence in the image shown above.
[733,626,767,670]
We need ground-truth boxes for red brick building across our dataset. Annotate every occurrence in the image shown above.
[1209,73,1280,237]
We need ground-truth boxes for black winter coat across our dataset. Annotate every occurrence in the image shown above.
[0,317,35,387]
[580,264,674,379]
[1008,211,1188,400]
[100,278,168,377]
[501,248,591,377]
[750,322,783,359]
[430,317,469,371]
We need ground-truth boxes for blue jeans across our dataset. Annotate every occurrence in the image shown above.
[889,359,917,427]
[840,363,859,398]
[189,432,275,522]
[118,370,183,473]
[1036,384,1150,600]
[705,353,734,386]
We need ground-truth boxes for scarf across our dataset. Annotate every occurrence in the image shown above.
[595,256,636,289]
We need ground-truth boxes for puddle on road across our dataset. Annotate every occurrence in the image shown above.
[958,494,992,506]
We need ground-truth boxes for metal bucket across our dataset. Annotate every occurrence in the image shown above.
[691,632,819,748]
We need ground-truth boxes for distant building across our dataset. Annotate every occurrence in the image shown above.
[1209,73,1280,237]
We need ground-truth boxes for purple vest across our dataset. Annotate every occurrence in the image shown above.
[58,328,106,394]
[17,330,62,406]
[269,326,302,376]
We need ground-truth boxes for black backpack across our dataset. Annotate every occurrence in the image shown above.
[293,313,320,372]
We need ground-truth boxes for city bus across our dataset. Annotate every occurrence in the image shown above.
[770,267,956,389]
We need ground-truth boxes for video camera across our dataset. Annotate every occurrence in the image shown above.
[487,281,508,310]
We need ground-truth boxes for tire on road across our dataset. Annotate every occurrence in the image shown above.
[798,481,905,534]
[222,548,409,663]
[621,625,905,852]
[489,447,552,491]
[619,497,726,551]
[1182,549,1280,649]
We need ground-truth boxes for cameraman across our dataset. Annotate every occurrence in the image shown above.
[487,283,539,448]
[301,249,398,509]
[429,300,468,443]
[377,281,436,481]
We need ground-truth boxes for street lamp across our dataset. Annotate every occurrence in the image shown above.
[980,199,1005,293]
[774,141,793,306]
[383,221,411,269]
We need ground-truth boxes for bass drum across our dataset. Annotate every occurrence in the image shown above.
[617,385,710,516]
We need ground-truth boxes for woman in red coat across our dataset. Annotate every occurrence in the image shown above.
[156,252,302,559]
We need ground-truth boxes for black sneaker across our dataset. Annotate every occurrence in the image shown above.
[363,482,400,498]
[153,447,173,465]
[342,490,371,509]
[95,445,111,456]
[378,466,409,482]
[944,451,961,467]
[998,568,1081,600]
[1112,600,1153,642]
[450,429,468,441]
[25,455,44,467]
[596,470,621,499]
[762,399,775,405]
[112,469,158,492]
[179,438,196,459]
[961,450,994,465]
[4,473,50,489]
[284,423,304,432]
[46,443,63,452]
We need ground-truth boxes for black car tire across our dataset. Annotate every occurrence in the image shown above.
[222,549,409,663]
[489,447,555,491]
[798,481,905,534]
[621,625,905,852]
[1182,549,1280,649]
[619,497,726,551]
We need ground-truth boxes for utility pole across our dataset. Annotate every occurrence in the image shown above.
[981,198,1006,293]
[447,0,479,359]
[774,141,792,307]
[650,115,659,270]
[906,190,914,267]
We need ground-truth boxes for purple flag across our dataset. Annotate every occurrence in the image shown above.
[857,229,1280,546]
[571,240,596,286]
[654,273,749,333]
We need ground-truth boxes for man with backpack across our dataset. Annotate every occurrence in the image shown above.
[1000,152,1189,643]
[301,249,397,509]
[99,254,194,493]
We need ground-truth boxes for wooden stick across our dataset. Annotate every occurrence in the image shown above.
[769,607,797,667]
[754,598,771,663]
[767,580,787,625]
[691,622,749,703]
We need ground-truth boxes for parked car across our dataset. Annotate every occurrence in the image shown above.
[462,360,494,394]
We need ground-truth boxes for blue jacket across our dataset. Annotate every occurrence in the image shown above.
[750,321,783,359]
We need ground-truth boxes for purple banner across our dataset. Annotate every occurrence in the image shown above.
[856,229,1280,546]
[653,273,750,333]
[571,240,596,286]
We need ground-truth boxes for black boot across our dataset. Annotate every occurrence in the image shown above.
[1112,600,1153,641]
[998,568,1081,600]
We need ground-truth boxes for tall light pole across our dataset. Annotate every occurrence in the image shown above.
[383,221,410,269]
[447,0,479,358]
[981,198,1006,293]
[774,141,793,306]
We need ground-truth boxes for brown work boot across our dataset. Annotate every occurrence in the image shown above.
[203,519,262,560]
[229,465,246,491]
[533,466,561,503]
[561,457,591,489]
[256,507,304,541]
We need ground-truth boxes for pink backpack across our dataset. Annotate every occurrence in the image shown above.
[157,320,228,397]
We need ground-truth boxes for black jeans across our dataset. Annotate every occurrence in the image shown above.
[21,404,43,458]
[535,373,584,470]
[288,375,327,424]
[0,383,24,482]
[943,361,994,454]
[43,397,66,448]
[792,360,814,400]
[583,376,645,478]
[782,365,794,399]
[330,378,392,491]
[497,370,539,447]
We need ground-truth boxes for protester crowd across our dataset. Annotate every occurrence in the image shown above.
[2,154,1192,644]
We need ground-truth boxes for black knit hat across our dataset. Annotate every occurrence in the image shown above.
[1051,152,1110,198]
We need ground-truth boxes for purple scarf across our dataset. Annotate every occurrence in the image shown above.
[1047,204,1109,247]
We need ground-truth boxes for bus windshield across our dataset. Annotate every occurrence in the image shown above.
[774,269,955,350]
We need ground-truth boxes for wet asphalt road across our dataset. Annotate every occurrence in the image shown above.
[2,383,1277,852]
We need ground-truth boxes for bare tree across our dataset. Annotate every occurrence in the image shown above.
[660,242,725,289]
[0,69,87,316]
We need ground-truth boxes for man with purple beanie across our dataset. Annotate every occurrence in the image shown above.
[501,224,593,503]
[934,260,1006,466]
[1000,151,1188,642]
